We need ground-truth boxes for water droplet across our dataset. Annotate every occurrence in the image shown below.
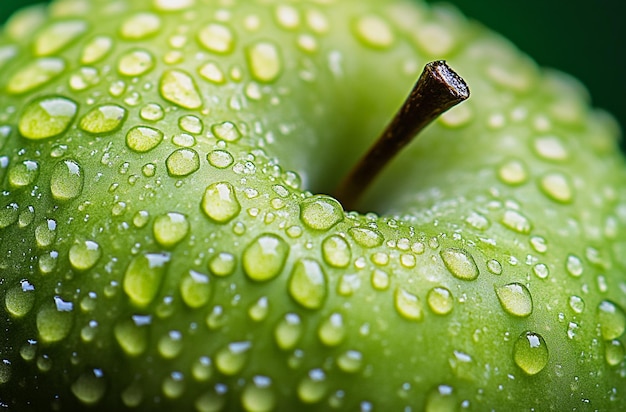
[159,69,202,109]
[427,287,454,315]
[120,12,161,40]
[35,20,88,56]
[8,160,39,188]
[208,252,236,277]
[180,270,211,309]
[539,172,574,203]
[497,158,528,185]
[154,0,195,11]
[532,263,549,279]
[71,368,106,405]
[140,103,164,121]
[288,259,327,310]
[337,350,363,374]
[501,209,532,234]
[313,313,346,347]
[565,254,583,277]
[597,300,626,340]
[81,35,113,64]
[34,219,56,248]
[348,227,383,248]
[353,15,394,49]
[195,386,227,412]
[215,341,251,375]
[36,299,74,343]
[69,66,100,91]
[275,4,300,29]
[166,148,200,176]
[300,195,343,231]
[297,369,327,404]
[19,340,37,361]
[79,104,127,135]
[425,385,456,412]
[486,259,502,275]
[533,135,569,161]
[321,235,351,268]
[371,269,390,291]
[248,296,269,322]
[529,236,548,253]
[605,340,625,366]
[126,126,164,152]
[243,234,289,282]
[242,375,276,412]
[201,182,241,223]
[50,159,84,201]
[19,96,77,140]
[114,316,150,356]
[207,150,234,169]
[179,115,203,135]
[158,330,183,359]
[465,211,490,231]
[395,288,424,321]
[211,121,242,142]
[513,331,549,375]
[39,250,59,274]
[440,248,479,281]
[4,280,36,318]
[118,49,154,76]
[162,371,185,399]
[153,212,189,248]
[69,240,101,271]
[7,57,65,94]
[274,313,302,350]
[246,41,282,83]
[123,252,170,307]
[495,283,533,317]
[197,23,235,54]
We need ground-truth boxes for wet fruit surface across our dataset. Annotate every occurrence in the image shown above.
[0,0,625,410]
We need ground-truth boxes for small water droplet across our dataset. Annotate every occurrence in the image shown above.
[532,263,549,279]
[533,135,569,161]
[353,14,394,49]
[159,69,202,109]
[288,258,327,310]
[208,252,236,277]
[71,368,106,405]
[486,259,502,275]
[275,4,300,30]
[180,270,211,309]
[211,121,242,142]
[50,159,84,201]
[118,49,155,76]
[166,148,200,176]
[197,23,235,54]
[395,288,423,321]
[199,61,226,84]
[8,160,39,188]
[597,300,626,340]
[4,280,36,318]
[158,330,184,359]
[81,35,113,64]
[495,283,533,317]
[19,96,77,140]
[501,209,532,234]
[337,350,363,374]
[274,313,302,350]
[321,235,351,268]
[427,287,454,315]
[36,299,74,343]
[246,41,282,83]
[497,158,528,185]
[248,296,269,322]
[7,57,66,94]
[126,126,164,152]
[69,240,102,271]
[371,269,390,291]
[153,212,189,247]
[191,356,212,382]
[114,316,150,356]
[465,211,490,231]
[513,331,549,375]
[539,172,574,203]
[120,12,161,40]
[300,195,343,231]
[348,227,383,248]
[179,115,203,135]
[605,339,625,366]
[207,150,234,169]
[215,341,251,375]
[565,254,583,277]
[79,104,127,135]
[440,248,479,281]
[529,236,548,253]
[39,250,59,274]
[297,369,327,404]
[201,181,241,223]
[140,103,164,121]
[123,252,170,307]
[162,371,185,399]
[243,234,289,282]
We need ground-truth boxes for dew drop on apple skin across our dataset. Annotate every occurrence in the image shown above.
[565,254,584,277]
[500,210,532,235]
[394,288,424,321]
[197,23,235,54]
[78,104,127,135]
[36,298,74,343]
[158,330,184,359]
[195,386,227,412]
[139,103,164,121]
[513,331,549,375]
[300,195,344,231]
[318,312,346,347]
[4,280,35,318]
[289,258,327,309]
[166,148,200,176]
[242,375,276,412]
[123,252,170,307]
[202,182,241,224]
[497,158,528,185]
[7,159,38,189]
[114,316,150,356]
[605,340,625,366]
[19,340,37,362]
[440,248,479,281]
[243,234,289,282]
[69,240,102,271]
[162,371,185,399]
[19,96,77,140]
[427,287,454,315]
[424,384,457,412]
[153,212,189,247]
[71,368,106,406]
[352,14,394,49]
[117,49,154,77]
[371,269,390,291]
[191,356,213,382]
[7,58,66,95]
[121,381,143,408]
[597,300,626,340]
[120,12,161,40]
[532,263,549,279]
[495,283,533,317]
[159,69,202,109]
[539,172,574,203]
[180,270,211,309]
[274,313,303,350]
[208,252,236,277]
[38,250,59,274]
[126,126,164,152]
[248,296,269,322]
[322,235,351,268]
[349,227,383,248]
[336,350,363,374]
[297,368,328,404]
[215,341,251,376]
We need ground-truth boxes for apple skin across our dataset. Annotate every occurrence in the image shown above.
[0,0,625,411]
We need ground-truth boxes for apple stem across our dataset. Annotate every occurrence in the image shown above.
[333,60,469,210]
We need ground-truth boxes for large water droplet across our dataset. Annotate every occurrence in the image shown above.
[50,159,84,201]
[201,182,241,223]
[35,20,88,56]
[318,313,345,346]
[215,341,251,375]
[321,235,351,268]
[199,61,226,84]
[337,350,363,374]
[158,330,184,359]
[4,280,36,318]
[71,368,106,405]
[440,248,479,281]
[69,240,102,271]
[288,258,327,310]
[36,299,74,343]
[180,270,211,309]
[371,269,390,291]
[208,252,236,277]
[118,49,155,76]
[597,300,626,340]
[348,227,383,248]
[427,287,454,315]
[120,12,161,40]
[19,96,77,140]
[126,126,164,152]
[197,23,235,54]
[513,331,549,375]
[495,283,533,317]
[395,288,424,321]
[166,148,200,176]
[153,212,189,247]
[243,234,289,282]
[123,252,170,307]
[242,375,276,412]
[7,57,65,94]
[297,369,327,404]
[159,69,202,109]
[8,160,39,189]
[605,339,625,366]
[300,195,343,231]
[568,295,585,314]
[246,41,282,83]
[114,316,150,356]
[211,121,242,142]
[207,150,234,169]
[539,172,574,203]
[274,313,302,350]
[79,104,127,135]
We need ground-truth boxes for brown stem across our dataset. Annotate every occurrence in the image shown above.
[333,60,469,210]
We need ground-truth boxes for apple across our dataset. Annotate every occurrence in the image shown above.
[1,0,625,411]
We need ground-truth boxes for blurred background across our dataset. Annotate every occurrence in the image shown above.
[1,0,624,138]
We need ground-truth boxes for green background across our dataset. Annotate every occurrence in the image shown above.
[1,0,624,138]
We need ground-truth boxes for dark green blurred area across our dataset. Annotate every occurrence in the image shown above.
[1,0,624,137]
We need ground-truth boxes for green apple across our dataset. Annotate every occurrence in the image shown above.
[1,0,625,411]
